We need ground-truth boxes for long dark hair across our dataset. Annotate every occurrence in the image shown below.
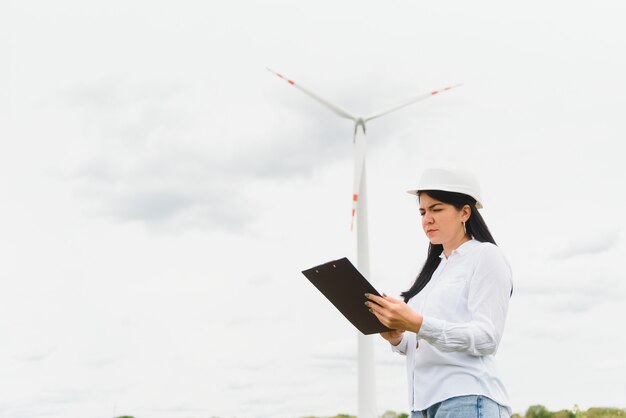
[400,189,497,302]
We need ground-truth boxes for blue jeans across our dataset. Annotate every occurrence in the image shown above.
[410,395,510,418]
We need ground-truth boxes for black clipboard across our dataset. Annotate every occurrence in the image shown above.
[302,257,392,335]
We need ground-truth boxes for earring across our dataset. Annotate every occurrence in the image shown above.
[463,221,467,235]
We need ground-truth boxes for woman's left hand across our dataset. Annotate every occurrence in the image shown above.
[365,293,423,334]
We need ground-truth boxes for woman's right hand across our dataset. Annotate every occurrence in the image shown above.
[380,329,404,346]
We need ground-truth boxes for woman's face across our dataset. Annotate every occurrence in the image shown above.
[418,192,470,246]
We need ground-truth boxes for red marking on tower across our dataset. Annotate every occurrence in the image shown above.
[431,90,439,95]
[288,80,295,85]
[350,194,358,230]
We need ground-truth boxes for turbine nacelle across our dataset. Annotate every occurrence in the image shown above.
[354,118,366,140]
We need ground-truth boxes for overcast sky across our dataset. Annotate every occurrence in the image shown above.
[2,1,626,418]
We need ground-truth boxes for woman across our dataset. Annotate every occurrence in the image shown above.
[365,167,513,418]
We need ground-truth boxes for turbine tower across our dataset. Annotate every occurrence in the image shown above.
[268,68,460,418]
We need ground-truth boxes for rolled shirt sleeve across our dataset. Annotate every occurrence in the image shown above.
[390,332,410,355]
[416,244,513,356]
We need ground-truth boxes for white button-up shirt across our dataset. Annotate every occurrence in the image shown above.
[391,239,513,414]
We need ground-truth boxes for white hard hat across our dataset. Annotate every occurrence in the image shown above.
[406,167,483,209]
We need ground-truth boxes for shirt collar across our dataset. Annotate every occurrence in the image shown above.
[439,239,480,259]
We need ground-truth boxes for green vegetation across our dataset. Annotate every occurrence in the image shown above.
[511,404,626,418]
[118,406,626,418]
[300,406,626,418]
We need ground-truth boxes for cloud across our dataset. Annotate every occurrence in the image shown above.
[552,229,620,260]
[516,265,626,315]
[224,382,255,391]
[80,355,119,368]
[307,338,360,372]
[73,152,256,231]
[0,404,57,418]
[15,348,54,363]
[65,76,357,231]
[63,76,187,143]
[311,356,357,371]
[243,118,351,179]
[150,403,204,413]
[0,388,93,418]
[63,68,447,234]
[37,388,89,405]
[511,226,625,313]
[528,291,621,314]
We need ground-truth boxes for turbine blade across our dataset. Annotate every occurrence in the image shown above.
[351,123,367,231]
[267,68,358,121]
[364,83,462,122]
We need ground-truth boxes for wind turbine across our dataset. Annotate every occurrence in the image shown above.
[268,68,460,418]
